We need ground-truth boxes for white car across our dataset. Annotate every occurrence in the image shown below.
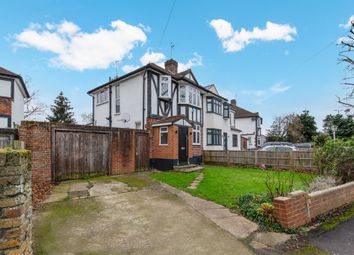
[260,145,297,152]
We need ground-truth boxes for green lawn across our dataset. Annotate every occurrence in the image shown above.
[151,165,316,208]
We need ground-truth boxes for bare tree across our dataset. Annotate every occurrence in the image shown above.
[338,20,354,111]
[23,77,48,120]
[81,112,93,125]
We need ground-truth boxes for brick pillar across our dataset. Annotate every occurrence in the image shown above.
[273,190,310,228]
[0,149,32,254]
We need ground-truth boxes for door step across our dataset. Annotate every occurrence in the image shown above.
[174,165,204,173]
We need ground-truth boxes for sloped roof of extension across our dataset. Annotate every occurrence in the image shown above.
[0,67,30,98]
[87,62,227,100]
[151,115,193,127]
[231,105,260,118]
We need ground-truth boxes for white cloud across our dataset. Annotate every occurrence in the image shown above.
[178,53,203,72]
[339,15,354,29]
[14,20,147,71]
[139,51,166,65]
[242,81,290,104]
[209,19,297,52]
[121,51,203,73]
[122,64,140,73]
[270,82,291,93]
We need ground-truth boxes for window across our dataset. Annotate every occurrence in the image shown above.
[115,85,120,114]
[207,129,222,145]
[97,89,108,105]
[192,88,196,105]
[206,97,222,115]
[180,106,186,116]
[159,75,171,98]
[160,127,168,145]
[232,135,238,147]
[248,137,252,145]
[179,85,186,103]
[193,125,200,145]
[223,103,230,118]
[188,87,193,104]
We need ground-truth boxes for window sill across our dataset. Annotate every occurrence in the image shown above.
[96,101,108,106]
[192,143,201,146]
[114,113,121,116]
[159,144,169,146]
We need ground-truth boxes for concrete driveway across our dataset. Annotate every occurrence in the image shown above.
[34,177,254,255]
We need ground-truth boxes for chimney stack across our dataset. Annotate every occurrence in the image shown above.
[231,99,237,106]
[164,59,178,74]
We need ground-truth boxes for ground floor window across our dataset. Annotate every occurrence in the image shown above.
[160,127,168,145]
[207,128,221,145]
[193,125,200,145]
[232,134,238,147]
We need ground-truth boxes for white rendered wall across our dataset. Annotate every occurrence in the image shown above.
[11,80,25,127]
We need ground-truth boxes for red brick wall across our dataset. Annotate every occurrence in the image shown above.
[151,125,179,159]
[111,129,137,174]
[19,121,146,183]
[18,122,52,183]
[0,97,12,115]
[274,182,354,228]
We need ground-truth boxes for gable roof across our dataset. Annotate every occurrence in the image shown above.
[151,115,193,127]
[0,67,30,98]
[204,84,220,95]
[175,69,199,84]
[87,62,227,100]
[231,105,260,118]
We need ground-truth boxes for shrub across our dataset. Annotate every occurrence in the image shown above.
[308,176,336,192]
[315,137,354,183]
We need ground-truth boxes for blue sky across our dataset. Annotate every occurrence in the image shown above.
[1,0,353,130]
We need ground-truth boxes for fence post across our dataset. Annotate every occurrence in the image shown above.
[254,150,258,165]
[289,151,294,169]
[226,150,230,166]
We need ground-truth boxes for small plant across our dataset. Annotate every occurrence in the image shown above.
[264,171,295,199]
[256,202,276,224]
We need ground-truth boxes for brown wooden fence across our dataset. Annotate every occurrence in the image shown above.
[203,150,317,171]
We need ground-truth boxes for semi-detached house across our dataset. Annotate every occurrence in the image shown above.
[88,59,261,170]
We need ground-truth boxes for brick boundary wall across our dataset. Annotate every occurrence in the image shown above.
[19,121,149,183]
[273,182,354,228]
[0,149,32,255]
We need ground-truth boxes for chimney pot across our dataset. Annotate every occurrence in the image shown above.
[164,59,178,74]
[231,99,237,106]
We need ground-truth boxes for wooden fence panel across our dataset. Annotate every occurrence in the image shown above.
[53,129,111,181]
[204,150,317,171]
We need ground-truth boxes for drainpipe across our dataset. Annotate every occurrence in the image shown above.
[142,67,147,129]
[108,85,112,128]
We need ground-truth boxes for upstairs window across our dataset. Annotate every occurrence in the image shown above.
[160,127,168,145]
[206,97,222,115]
[223,103,230,118]
[97,89,108,105]
[179,85,186,103]
[115,85,120,114]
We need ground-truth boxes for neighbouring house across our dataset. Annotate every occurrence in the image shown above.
[0,67,29,128]
[203,84,242,151]
[87,59,261,169]
[230,100,263,149]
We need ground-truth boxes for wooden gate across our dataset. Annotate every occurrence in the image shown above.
[52,129,111,181]
[135,132,150,171]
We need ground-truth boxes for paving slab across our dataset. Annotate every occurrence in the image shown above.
[89,181,133,197]
[199,208,236,219]
[213,215,259,239]
[68,182,90,198]
[252,232,292,248]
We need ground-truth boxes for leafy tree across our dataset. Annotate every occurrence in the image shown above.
[337,20,354,111]
[298,110,317,142]
[313,132,330,147]
[323,114,354,139]
[46,91,75,123]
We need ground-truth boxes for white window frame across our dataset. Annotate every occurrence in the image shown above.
[192,125,200,145]
[179,85,186,103]
[96,89,108,105]
[115,85,120,114]
[160,127,168,145]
